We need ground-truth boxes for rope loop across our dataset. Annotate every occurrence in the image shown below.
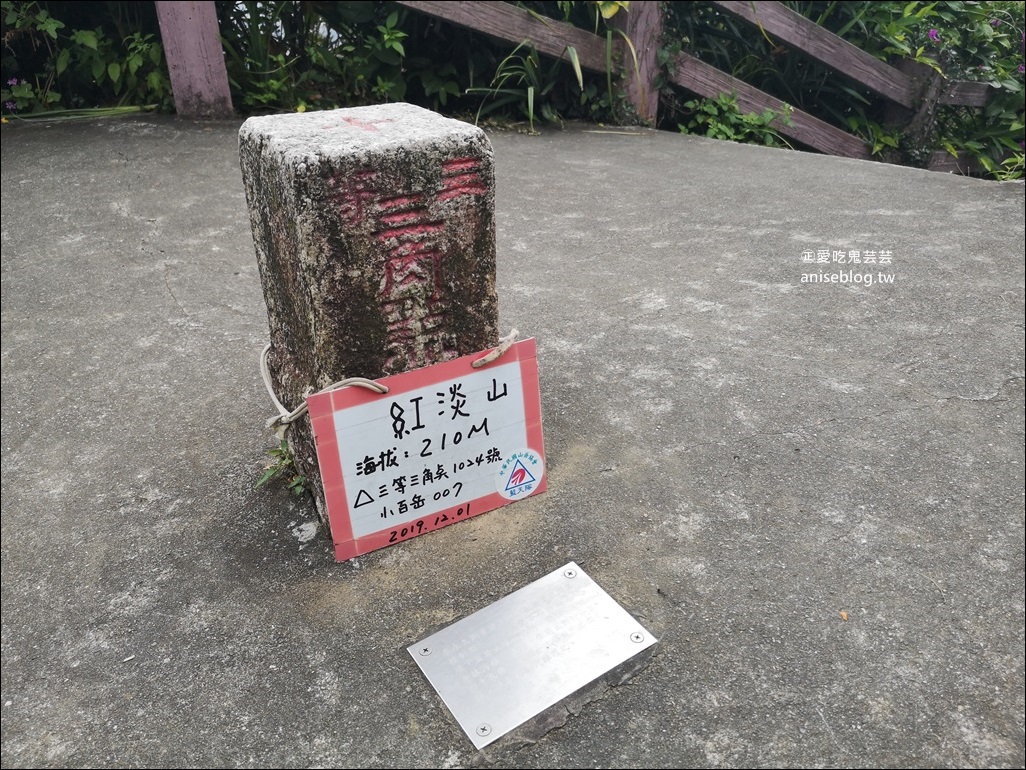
[261,328,519,431]
[260,344,389,430]
[471,328,519,369]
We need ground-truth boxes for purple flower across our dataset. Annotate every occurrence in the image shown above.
[1020,64,1025,74]
[4,101,16,111]
[6,78,17,86]
[991,19,1001,27]
[928,29,940,42]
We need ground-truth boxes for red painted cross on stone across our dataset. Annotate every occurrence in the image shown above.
[341,116,394,132]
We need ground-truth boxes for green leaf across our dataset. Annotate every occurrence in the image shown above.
[40,17,63,39]
[597,1,625,20]
[55,47,71,75]
[565,45,584,91]
[108,62,121,83]
[256,466,279,488]
[73,29,99,50]
[914,2,938,19]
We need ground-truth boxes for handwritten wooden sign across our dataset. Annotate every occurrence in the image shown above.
[307,339,546,561]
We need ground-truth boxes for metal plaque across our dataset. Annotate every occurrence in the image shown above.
[407,562,657,749]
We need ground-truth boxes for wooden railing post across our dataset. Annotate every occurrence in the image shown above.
[155,0,233,118]
[615,1,663,125]
[882,59,946,167]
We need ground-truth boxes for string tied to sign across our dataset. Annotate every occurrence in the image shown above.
[259,327,519,432]
[471,328,518,368]
[260,343,389,433]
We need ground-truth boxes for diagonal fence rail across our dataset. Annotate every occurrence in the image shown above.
[158,1,998,171]
[397,0,996,168]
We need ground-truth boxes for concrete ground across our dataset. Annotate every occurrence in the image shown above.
[1,114,1023,769]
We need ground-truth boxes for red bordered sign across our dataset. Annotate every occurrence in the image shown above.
[307,338,546,561]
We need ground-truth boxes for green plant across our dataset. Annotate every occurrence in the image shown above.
[410,61,461,109]
[1,0,171,116]
[845,115,902,156]
[72,28,168,102]
[257,438,307,498]
[213,1,635,124]
[468,40,585,131]
[552,0,628,29]
[1,0,64,110]
[217,2,421,112]
[521,0,642,124]
[467,0,646,130]
[219,1,321,111]
[991,149,1025,180]
[661,1,1025,178]
[678,92,794,148]
[354,8,410,102]
[814,1,1025,174]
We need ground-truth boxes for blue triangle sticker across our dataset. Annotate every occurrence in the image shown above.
[503,459,537,492]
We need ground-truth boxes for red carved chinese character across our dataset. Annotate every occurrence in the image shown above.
[438,157,486,201]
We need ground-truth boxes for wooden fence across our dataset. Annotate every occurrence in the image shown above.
[157,0,996,172]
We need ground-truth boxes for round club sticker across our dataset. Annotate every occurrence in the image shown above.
[496,448,545,500]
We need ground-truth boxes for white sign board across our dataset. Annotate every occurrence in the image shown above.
[307,339,546,561]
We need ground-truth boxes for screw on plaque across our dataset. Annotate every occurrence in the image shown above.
[630,632,645,643]
[476,724,491,737]
[419,646,432,656]
[563,568,577,579]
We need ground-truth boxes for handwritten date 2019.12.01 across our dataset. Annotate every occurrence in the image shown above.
[386,502,472,543]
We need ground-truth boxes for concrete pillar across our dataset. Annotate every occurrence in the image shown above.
[239,103,499,519]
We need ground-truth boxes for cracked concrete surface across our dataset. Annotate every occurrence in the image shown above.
[1,116,1023,768]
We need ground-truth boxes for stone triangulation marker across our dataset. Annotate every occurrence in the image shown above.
[240,104,499,520]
